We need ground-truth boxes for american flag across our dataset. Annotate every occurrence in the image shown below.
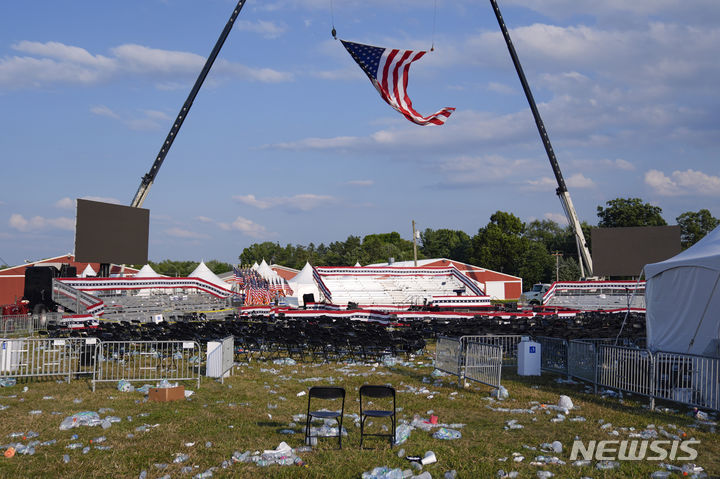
[341,40,455,126]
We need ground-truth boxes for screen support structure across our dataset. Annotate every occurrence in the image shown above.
[488,0,593,277]
[130,0,248,209]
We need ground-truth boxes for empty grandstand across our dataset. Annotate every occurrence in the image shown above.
[314,265,490,309]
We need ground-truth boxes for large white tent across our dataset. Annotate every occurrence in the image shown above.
[289,262,320,306]
[645,226,720,357]
[134,264,162,278]
[190,261,232,292]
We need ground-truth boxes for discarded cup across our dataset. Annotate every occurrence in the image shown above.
[421,451,437,465]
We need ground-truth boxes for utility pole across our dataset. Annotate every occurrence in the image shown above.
[412,220,418,267]
[552,251,563,282]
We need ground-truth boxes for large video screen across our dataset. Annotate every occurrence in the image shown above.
[75,199,149,264]
[591,226,681,277]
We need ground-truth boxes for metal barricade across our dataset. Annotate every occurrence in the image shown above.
[1,315,42,337]
[568,340,598,384]
[654,351,720,411]
[536,336,568,375]
[434,336,461,376]
[92,340,201,391]
[597,344,654,399]
[0,337,93,383]
[463,340,503,389]
[472,335,524,366]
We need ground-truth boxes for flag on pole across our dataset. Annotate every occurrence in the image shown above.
[340,39,455,126]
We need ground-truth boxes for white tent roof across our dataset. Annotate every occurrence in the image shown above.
[257,259,280,282]
[290,262,315,286]
[645,225,720,357]
[134,264,161,278]
[189,261,231,291]
[288,262,320,305]
[80,264,96,277]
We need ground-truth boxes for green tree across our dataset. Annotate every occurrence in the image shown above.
[470,211,554,285]
[239,242,286,267]
[361,232,416,264]
[419,228,471,262]
[205,260,233,275]
[597,197,667,227]
[677,209,720,248]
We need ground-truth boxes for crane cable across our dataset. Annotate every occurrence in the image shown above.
[431,0,437,51]
[331,0,438,48]
[330,0,337,39]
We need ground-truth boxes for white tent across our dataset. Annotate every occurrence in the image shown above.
[190,261,232,292]
[645,226,720,357]
[80,264,96,278]
[289,262,320,306]
[257,259,280,282]
[134,264,162,278]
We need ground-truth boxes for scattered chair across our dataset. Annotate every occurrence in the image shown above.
[359,385,396,448]
[305,386,346,449]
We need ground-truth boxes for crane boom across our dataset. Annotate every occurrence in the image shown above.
[130,0,248,208]
[488,0,593,277]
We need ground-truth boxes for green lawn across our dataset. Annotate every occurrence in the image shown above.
[0,345,717,478]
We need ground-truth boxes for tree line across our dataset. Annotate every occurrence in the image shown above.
[132,198,716,286]
[235,198,718,287]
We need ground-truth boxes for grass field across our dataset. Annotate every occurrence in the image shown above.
[0,345,718,478]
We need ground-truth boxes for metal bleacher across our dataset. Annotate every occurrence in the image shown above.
[322,271,471,307]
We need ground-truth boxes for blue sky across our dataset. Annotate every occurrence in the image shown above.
[1,0,719,266]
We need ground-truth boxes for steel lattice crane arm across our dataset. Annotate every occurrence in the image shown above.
[488,0,593,277]
[130,0,248,208]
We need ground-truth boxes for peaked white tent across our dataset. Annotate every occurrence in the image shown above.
[190,261,232,292]
[80,264,96,278]
[645,226,720,357]
[289,262,320,306]
[257,259,280,282]
[134,264,162,278]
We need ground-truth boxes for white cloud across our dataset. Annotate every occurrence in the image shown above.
[218,216,272,238]
[9,213,74,232]
[55,197,74,209]
[604,158,635,171]
[487,82,515,95]
[0,41,292,89]
[90,105,120,119]
[235,20,287,39]
[268,136,364,150]
[233,194,272,209]
[566,173,595,188]
[526,177,557,191]
[645,169,720,196]
[544,212,569,225]
[233,193,333,211]
[165,227,210,240]
[436,154,536,187]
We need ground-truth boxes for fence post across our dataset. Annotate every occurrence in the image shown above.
[458,337,465,388]
[593,344,598,395]
[649,350,655,411]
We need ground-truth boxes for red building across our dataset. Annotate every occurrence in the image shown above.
[0,254,138,306]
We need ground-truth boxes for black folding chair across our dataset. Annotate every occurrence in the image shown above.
[305,386,346,448]
[359,385,396,448]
